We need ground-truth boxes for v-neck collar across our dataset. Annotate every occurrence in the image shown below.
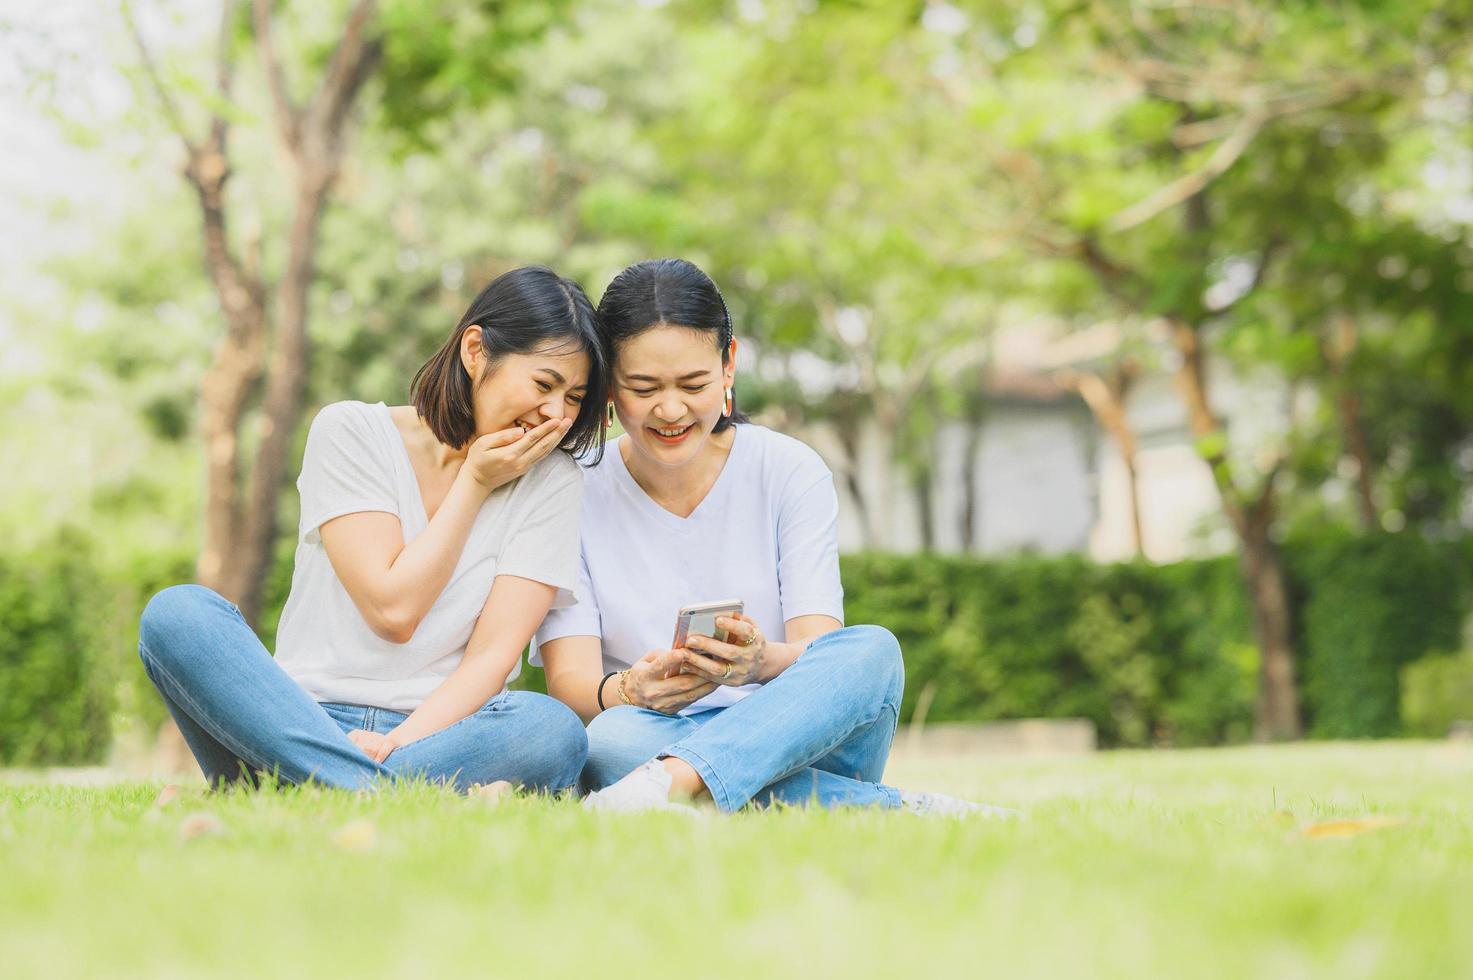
[610,426,742,530]
[376,402,431,530]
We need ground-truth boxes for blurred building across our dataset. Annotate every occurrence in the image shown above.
[787,322,1293,563]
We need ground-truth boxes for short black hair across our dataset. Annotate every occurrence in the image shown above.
[411,266,608,460]
[596,258,746,433]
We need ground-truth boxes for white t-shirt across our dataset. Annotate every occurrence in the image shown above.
[274,400,583,711]
[532,424,844,713]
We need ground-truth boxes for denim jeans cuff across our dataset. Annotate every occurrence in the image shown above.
[661,745,737,812]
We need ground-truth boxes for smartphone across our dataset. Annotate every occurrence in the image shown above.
[672,599,745,650]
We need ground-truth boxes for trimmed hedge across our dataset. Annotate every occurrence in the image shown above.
[840,553,1257,746]
[0,531,113,765]
[1,530,1466,762]
[843,533,1466,745]
[1289,531,1468,738]
[1402,652,1473,737]
[0,531,192,766]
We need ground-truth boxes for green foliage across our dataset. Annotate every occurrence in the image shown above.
[841,534,1466,746]
[1401,651,1473,738]
[105,547,200,739]
[1144,558,1262,746]
[1070,592,1159,747]
[0,529,194,765]
[8,0,1473,761]
[841,552,1256,747]
[2,528,1465,758]
[1290,531,1468,738]
[376,0,571,149]
[0,532,113,765]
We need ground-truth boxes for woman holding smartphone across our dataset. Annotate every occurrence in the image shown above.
[534,258,1013,816]
[139,266,605,793]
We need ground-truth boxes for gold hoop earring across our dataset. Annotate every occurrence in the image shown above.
[723,387,733,418]
[605,402,615,428]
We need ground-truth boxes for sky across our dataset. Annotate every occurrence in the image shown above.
[0,1,204,369]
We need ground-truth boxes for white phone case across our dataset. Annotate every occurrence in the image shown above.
[672,599,745,649]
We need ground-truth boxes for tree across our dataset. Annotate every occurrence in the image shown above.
[1055,355,1145,558]
[637,5,1002,549]
[124,0,381,623]
[950,0,1473,736]
[120,0,575,625]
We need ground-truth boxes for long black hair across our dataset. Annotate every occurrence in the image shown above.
[411,266,608,460]
[596,258,747,433]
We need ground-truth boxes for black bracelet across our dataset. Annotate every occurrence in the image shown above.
[596,671,619,712]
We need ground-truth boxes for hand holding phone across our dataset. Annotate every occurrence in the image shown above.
[667,600,745,677]
[624,649,721,713]
[672,599,746,649]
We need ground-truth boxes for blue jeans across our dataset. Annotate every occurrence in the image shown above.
[138,584,587,793]
[584,624,905,812]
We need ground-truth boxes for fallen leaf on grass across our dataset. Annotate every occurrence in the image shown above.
[470,780,514,805]
[1299,817,1405,839]
[178,812,226,841]
[153,784,181,808]
[331,818,378,852]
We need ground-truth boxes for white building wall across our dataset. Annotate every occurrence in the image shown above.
[790,356,1282,559]
[929,423,973,555]
[1089,373,1228,563]
[973,405,1095,554]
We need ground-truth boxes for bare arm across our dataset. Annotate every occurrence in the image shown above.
[684,612,842,687]
[319,471,489,643]
[318,418,568,643]
[541,634,717,723]
[540,635,606,723]
[544,614,841,724]
[757,613,842,681]
[384,574,557,746]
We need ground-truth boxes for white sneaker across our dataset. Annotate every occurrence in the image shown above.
[582,760,698,814]
[900,790,1021,820]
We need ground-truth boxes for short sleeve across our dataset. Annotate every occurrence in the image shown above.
[776,469,845,624]
[496,456,584,609]
[297,402,399,544]
[529,544,601,665]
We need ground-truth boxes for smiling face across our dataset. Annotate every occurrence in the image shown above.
[612,324,736,468]
[461,326,590,438]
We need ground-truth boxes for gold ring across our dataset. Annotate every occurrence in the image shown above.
[720,663,734,680]
[742,629,758,647]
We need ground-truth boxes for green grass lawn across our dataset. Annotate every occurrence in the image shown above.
[3,741,1470,979]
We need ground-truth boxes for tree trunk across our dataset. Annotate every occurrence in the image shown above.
[959,419,981,552]
[1237,509,1302,740]
[227,182,329,621]
[193,188,336,622]
[1122,452,1144,558]
[868,417,899,550]
[178,1,380,624]
[913,465,935,552]
[1057,359,1145,558]
[1337,391,1378,530]
[130,0,380,770]
[832,411,872,550]
[1322,314,1379,530]
[1168,316,1302,739]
